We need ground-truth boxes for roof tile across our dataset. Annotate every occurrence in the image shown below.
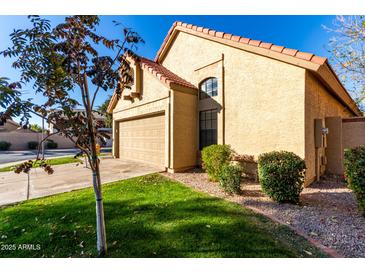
[139,57,197,90]
[310,55,327,65]
[282,48,299,56]
[231,35,241,42]
[295,51,314,61]
[239,37,250,44]
[270,45,285,53]
[156,21,329,68]
[259,42,273,49]
[249,40,261,47]
[215,31,224,38]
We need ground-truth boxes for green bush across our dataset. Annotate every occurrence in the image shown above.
[28,141,39,149]
[0,141,11,151]
[218,164,242,194]
[46,140,58,149]
[201,144,232,181]
[258,151,306,204]
[344,146,365,216]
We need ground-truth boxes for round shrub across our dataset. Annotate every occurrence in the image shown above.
[46,140,58,149]
[28,141,39,150]
[258,151,306,204]
[201,144,232,181]
[0,141,11,151]
[218,164,242,194]
[344,146,365,216]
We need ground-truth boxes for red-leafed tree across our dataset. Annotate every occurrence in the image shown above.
[0,15,143,256]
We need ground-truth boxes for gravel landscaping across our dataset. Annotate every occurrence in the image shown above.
[163,169,365,258]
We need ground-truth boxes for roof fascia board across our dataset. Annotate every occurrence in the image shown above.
[316,64,362,116]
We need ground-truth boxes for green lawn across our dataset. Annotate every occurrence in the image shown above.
[0,174,326,258]
[0,156,82,172]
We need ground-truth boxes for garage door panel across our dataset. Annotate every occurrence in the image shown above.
[119,114,165,167]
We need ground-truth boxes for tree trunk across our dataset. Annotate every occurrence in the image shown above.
[92,164,107,256]
[82,73,107,256]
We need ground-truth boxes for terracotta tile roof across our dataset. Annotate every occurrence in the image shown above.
[106,53,197,114]
[154,21,327,65]
[138,56,197,90]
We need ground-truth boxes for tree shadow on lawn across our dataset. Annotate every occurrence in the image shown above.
[0,181,326,258]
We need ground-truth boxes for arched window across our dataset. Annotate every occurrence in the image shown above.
[199,77,218,100]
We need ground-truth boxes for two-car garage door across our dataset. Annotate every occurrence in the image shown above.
[118,114,165,168]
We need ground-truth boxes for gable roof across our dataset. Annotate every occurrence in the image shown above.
[154,21,362,116]
[139,56,197,90]
[107,55,196,113]
[155,21,326,66]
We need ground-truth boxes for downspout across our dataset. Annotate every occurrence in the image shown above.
[167,89,172,170]
[221,53,226,145]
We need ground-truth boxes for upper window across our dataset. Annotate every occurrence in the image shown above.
[199,77,218,100]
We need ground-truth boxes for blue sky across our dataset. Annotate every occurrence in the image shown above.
[0,15,338,125]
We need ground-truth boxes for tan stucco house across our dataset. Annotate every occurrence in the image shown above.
[0,119,21,132]
[107,21,363,185]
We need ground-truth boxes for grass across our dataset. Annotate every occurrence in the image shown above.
[0,156,82,172]
[0,174,327,258]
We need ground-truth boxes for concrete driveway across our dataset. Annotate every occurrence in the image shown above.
[0,158,163,206]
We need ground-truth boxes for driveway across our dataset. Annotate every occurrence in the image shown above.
[0,147,111,165]
[0,158,163,206]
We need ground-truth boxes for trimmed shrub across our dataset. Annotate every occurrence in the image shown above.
[46,139,58,149]
[258,151,306,204]
[0,141,11,151]
[218,164,242,194]
[201,144,232,181]
[344,146,365,216]
[28,141,39,150]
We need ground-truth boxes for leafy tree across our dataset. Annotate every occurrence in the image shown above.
[0,15,143,256]
[97,95,112,128]
[30,123,43,132]
[324,16,365,110]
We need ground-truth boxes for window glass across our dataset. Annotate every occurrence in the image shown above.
[199,77,218,100]
[199,109,218,150]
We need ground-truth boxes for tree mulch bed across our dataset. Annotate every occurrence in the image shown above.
[163,169,365,258]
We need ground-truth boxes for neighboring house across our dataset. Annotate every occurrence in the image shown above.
[48,109,112,147]
[0,119,21,132]
[107,21,364,185]
[48,109,107,133]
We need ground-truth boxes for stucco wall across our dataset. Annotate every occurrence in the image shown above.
[342,118,365,149]
[305,72,352,183]
[170,89,198,170]
[113,66,169,116]
[0,121,19,132]
[112,64,171,160]
[161,31,306,160]
[0,131,75,150]
[325,117,344,175]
